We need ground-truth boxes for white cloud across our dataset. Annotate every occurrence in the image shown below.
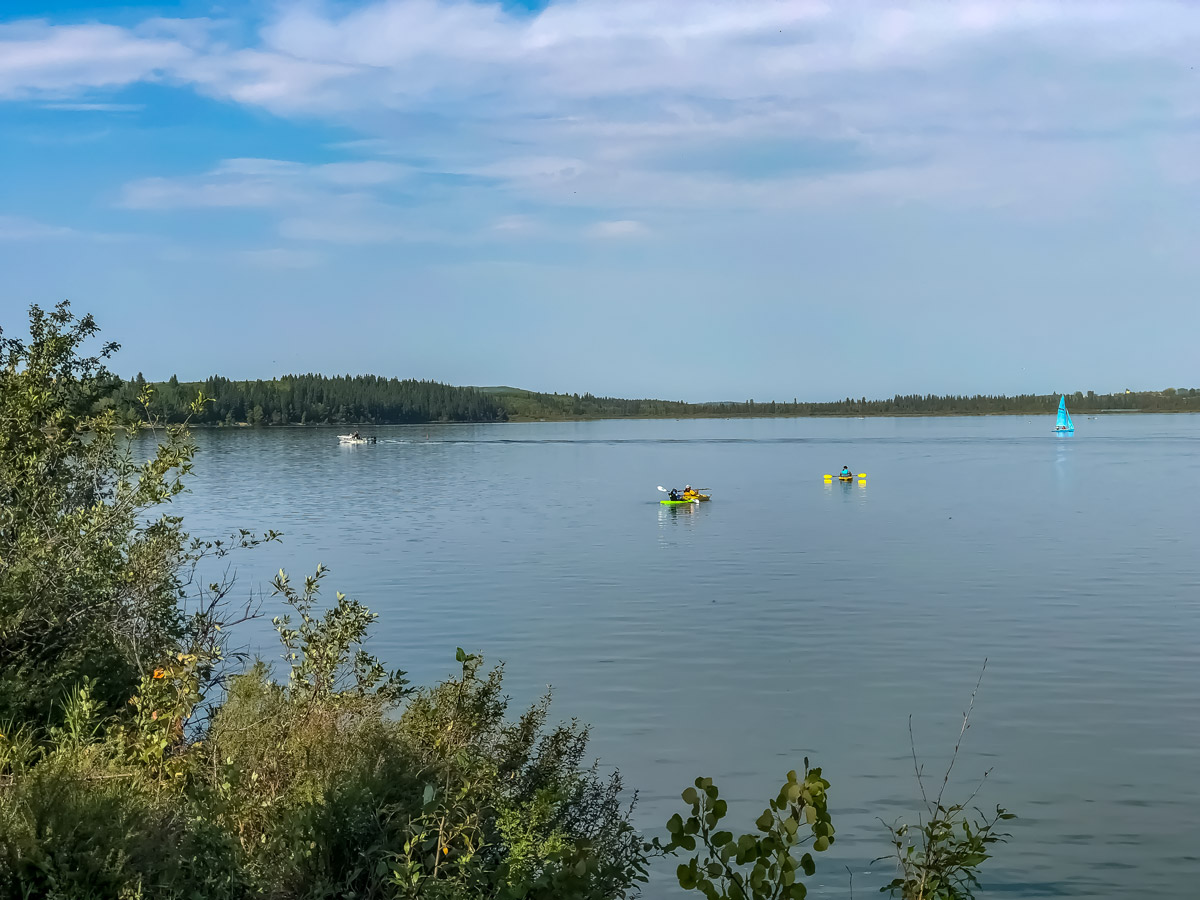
[0,214,77,240]
[277,216,413,244]
[6,3,1197,121]
[39,101,142,111]
[490,214,537,234]
[237,247,324,268]
[0,214,136,242]
[589,219,648,238]
[117,157,408,210]
[0,21,192,98]
[7,0,1200,230]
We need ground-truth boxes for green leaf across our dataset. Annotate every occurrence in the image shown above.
[455,647,467,662]
[667,813,684,835]
[677,864,696,889]
[711,830,733,847]
[682,787,699,805]
[813,837,829,852]
[755,810,774,832]
[750,863,766,888]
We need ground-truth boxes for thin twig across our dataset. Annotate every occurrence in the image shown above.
[909,714,930,814]
[934,659,987,813]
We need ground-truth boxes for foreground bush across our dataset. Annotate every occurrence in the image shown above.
[0,569,644,899]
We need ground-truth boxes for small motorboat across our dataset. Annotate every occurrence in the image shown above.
[338,433,376,444]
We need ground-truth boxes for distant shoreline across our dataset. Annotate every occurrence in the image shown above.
[165,408,1199,428]
[122,375,1199,425]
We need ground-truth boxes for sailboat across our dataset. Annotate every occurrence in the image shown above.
[1054,395,1074,434]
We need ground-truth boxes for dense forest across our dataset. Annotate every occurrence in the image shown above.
[117,373,1200,425]
[488,386,1200,420]
[117,373,507,424]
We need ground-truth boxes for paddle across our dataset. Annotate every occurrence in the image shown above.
[823,472,866,480]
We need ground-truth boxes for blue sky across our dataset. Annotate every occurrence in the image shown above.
[2,1,1199,401]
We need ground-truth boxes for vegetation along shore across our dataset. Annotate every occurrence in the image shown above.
[117,372,1200,427]
[1,302,1014,899]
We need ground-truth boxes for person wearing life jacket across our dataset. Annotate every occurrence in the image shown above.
[668,488,682,501]
[682,484,700,500]
[840,466,853,478]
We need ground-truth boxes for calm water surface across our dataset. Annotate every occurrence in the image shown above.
[175,416,1200,898]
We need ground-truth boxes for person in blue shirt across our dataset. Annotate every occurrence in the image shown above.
[840,465,853,478]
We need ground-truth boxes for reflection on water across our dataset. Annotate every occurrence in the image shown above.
[172,416,1200,899]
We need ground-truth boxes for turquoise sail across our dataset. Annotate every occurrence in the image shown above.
[1055,395,1074,433]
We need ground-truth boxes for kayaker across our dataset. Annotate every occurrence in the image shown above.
[840,466,852,478]
[668,488,682,501]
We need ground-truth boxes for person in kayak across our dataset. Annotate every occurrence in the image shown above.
[668,488,682,501]
[840,466,853,478]
[683,484,697,499]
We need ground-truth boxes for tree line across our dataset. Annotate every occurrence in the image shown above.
[497,387,1200,420]
[116,373,507,425]
[116,373,1200,425]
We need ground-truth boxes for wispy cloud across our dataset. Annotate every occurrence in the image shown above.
[0,20,193,98]
[39,101,142,111]
[490,214,538,234]
[237,247,324,269]
[0,213,135,243]
[0,214,77,240]
[589,219,648,239]
[118,157,409,210]
[277,216,413,244]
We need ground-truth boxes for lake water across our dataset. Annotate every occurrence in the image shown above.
[174,415,1200,899]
